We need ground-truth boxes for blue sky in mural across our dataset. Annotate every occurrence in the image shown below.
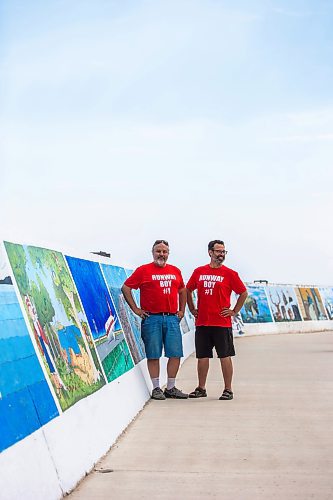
[2,1,333,285]
[0,284,58,452]
[66,256,121,338]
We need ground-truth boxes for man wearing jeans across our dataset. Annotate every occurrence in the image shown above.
[122,240,188,400]
[186,240,248,400]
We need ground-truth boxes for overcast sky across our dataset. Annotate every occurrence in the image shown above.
[1,0,333,284]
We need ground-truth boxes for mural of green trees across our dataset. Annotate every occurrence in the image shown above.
[4,242,106,411]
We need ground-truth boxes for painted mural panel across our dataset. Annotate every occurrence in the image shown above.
[0,246,58,452]
[183,290,196,331]
[4,242,106,411]
[230,292,246,335]
[267,285,302,322]
[180,315,190,335]
[65,257,134,378]
[101,264,145,364]
[184,307,195,331]
[240,285,273,323]
[318,287,333,320]
[124,268,141,307]
[295,287,328,321]
[232,313,245,336]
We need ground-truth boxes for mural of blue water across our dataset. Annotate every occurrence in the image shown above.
[0,284,58,452]
[57,325,82,362]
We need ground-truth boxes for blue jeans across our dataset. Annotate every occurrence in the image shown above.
[141,315,183,359]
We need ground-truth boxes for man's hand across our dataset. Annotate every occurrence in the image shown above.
[134,307,149,319]
[220,308,236,317]
[177,311,185,320]
[190,308,198,318]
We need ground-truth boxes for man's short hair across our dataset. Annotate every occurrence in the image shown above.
[208,240,224,251]
[152,239,169,250]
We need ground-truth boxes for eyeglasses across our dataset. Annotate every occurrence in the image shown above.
[212,249,228,255]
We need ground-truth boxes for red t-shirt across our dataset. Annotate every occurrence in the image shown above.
[124,262,185,313]
[187,264,247,327]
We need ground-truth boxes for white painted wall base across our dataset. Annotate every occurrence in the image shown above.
[241,319,333,336]
[0,429,62,500]
[47,364,151,495]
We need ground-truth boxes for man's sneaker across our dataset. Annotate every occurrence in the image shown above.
[189,386,207,398]
[151,387,166,400]
[164,386,188,399]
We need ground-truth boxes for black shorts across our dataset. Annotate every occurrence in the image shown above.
[195,326,235,358]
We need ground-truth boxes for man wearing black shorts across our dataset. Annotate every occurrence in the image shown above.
[186,240,248,400]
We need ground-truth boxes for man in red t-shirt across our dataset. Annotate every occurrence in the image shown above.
[122,240,188,400]
[186,240,248,400]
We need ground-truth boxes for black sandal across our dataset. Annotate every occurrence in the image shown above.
[219,389,233,400]
[189,386,207,398]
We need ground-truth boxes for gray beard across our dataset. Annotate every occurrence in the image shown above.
[155,258,166,267]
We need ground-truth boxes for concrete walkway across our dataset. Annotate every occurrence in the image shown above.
[69,332,333,500]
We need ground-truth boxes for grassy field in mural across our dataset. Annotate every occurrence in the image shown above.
[102,339,133,381]
[4,242,106,411]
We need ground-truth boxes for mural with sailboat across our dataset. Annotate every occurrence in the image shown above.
[65,256,134,381]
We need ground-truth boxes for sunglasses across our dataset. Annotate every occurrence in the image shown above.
[153,239,169,247]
